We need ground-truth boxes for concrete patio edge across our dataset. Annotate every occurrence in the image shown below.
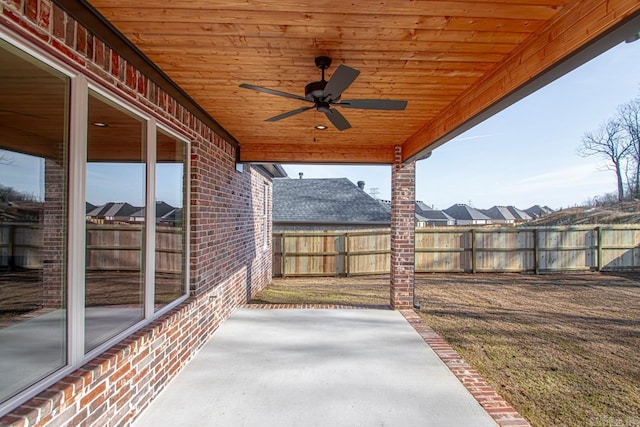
[399,309,531,427]
[245,304,531,427]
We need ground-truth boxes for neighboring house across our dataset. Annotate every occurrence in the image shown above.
[129,201,177,223]
[481,206,517,224]
[86,202,139,222]
[377,200,455,227]
[444,204,492,225]
[506,206,532,222]
[274,178,390,230]
[526,205,554,218]
[159,207,183,226]
[415,201,455,227]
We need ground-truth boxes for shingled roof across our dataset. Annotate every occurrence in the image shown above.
[130,201,176,219]
[415,202,454,222]
[273,178,390,224]
[417,209,455,222]
[443,204,491,221]
[506,206,532,221]
[86,202,138,218]
[481,206,517,221]
[526,205,554,218]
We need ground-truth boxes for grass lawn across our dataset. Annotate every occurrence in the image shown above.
[251,272,640,427]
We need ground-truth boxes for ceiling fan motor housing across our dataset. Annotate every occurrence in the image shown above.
[305,80,327,100]
[316,101,331,113]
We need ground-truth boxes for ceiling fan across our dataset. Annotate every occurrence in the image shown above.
[239,56,407,131]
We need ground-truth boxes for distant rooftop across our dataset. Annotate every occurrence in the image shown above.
[273,178,390,224]
[444,204,491,221]
[481,206,517,221]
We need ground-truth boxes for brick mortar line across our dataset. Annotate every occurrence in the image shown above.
[399,309,532,427]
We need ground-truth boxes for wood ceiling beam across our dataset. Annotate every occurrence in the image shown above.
[136,40,519,56]
[96,5,560,24]
[160,60,497,72]
[97,1,565,19]
[128,28,532,45]
[111,18,548,37]
[403,0,640,162]
[239,143,395,164]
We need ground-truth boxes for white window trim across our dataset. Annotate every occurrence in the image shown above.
[0,28,192,417]
[69,75,88,366]
[145,118,157,319]
[156,124,191,304]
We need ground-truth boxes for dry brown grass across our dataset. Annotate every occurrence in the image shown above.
[252,272,640,427]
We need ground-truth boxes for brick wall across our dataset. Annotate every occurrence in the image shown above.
[42,157,65,309]
[0,1,273,425]
[390,146,415,309]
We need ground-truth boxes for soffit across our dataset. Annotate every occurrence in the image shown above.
[83,0,640,163]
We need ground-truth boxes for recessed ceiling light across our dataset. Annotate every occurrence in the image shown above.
[92,122,108,127]
[315,125,327,130]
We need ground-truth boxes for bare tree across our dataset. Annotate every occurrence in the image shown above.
[579,119,631,202]
[617,98,640,198]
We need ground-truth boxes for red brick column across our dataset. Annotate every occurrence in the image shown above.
[390,146,415,309]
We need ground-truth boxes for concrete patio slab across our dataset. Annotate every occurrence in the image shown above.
[133,308,497,427]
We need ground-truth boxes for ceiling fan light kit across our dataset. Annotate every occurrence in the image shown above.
[240,56,408,131]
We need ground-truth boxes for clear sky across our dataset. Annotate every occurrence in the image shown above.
[282,39,640,211]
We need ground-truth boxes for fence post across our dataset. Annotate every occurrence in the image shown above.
[533,228,539,275]
[596,226,602,271]
[471,228,477,274]
[281,234,286,278]
[344,233,350,277]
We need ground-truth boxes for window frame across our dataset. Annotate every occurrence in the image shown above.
[0,26,191,417]
[263,184,269,251]
[153,124,191,312]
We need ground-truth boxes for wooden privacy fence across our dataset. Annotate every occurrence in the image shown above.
[273,225,640,277]
[0,223,184,273]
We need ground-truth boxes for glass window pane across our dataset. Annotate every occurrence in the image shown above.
[85,91,145,352]
[0,40,68,403]
[155,130,186,309]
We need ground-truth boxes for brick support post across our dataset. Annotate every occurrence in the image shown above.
[390,146,415,309]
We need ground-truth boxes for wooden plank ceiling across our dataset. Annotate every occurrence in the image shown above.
[87,0,640,164]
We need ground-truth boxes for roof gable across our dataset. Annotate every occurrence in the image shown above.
[444,204,491,221]
[482,206,517,221]
[506,206,532,220]
[273,178,390,224]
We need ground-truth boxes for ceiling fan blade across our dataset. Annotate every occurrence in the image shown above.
[323,65,360,102]
[239,83,311,103]
[337,99,408,110]
[324,109,351,131]
[265,106,314,122]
